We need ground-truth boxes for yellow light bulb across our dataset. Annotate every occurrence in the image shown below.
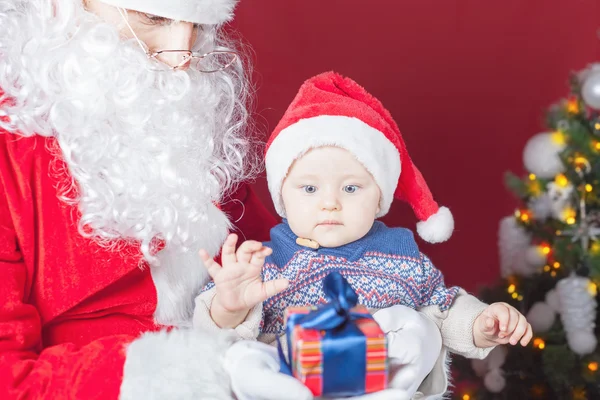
[534,338,546,349]
[588,282,598,297]
[589,361,599,372]
[586,184,593,193]
[561,207,577,224]
[575,156,590,171]
[551,131,566,145]
[462,395,470,400]
[512,292,519,299]
[567,98,579,113]
[529,173,537,180]
[541,245,551,255]
[508,284,516,294]
[543,265,551,272]
[553,262,560,269]
[551,271,557,277]
[555,174,569,188]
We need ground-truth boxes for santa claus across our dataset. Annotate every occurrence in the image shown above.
[0,0,277,398]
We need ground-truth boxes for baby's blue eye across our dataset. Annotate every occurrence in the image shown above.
[344,185,359,193]
[303,185,317,194]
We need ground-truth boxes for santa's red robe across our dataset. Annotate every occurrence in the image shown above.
[0,132,277,399]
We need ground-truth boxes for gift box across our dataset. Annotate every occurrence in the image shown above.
[279,272,388,397]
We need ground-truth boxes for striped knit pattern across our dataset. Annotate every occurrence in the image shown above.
[261,250,458,335]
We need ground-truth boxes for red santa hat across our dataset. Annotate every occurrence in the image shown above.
[264,72,454,243]
[97,0,238,25]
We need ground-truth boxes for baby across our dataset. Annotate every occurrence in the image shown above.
[194,72,532,400]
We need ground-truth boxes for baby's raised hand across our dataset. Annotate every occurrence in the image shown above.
[473,302,533,348]
[200,234,289,315]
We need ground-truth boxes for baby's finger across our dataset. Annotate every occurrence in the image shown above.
[508,315,528,345]
[200,249,222,279]
[503,307,520,339]
[221,234,238,266]
[259,279,290,302]
[480,315,498,335]
[490,304,510,337]
[236,240,263,264]
[250,247,273,267]
[520,323,533,346]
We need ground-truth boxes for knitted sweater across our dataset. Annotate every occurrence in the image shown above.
[202,221,460,337]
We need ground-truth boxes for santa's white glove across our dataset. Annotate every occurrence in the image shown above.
[224,340,314,400]
[372,305,442,397]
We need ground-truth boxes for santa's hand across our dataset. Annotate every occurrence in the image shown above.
[474,302,533,348]
[201,234,289,328]
[224,340,313,400]
[372,305,441,397]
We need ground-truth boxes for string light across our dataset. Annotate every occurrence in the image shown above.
[554,174,569,188]
[543,265,551,272]
[541,245,551,255]
[551,131,566,145]
[529,173,537,180]
[515,209,533,223]
[586,184,593,193]
[561,207,577,225]
[508,284,516,294]
[551,271,557,277]
[588,282,598,297]
[533,338,546,349]
[588,361,599,372]
[462,395,471,400]
[553,262,560,269]
[567,98,580,114]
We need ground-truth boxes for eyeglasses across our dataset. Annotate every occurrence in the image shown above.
[117,8,238,73]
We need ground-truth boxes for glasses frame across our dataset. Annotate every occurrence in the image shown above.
[116,7,238,73]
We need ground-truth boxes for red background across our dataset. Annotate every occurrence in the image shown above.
[232,0,600,292]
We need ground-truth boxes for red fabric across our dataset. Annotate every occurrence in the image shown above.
[0,133,276,399]
[265,71,440,221]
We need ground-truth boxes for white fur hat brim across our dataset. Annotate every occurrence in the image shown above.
[98,0,238,25]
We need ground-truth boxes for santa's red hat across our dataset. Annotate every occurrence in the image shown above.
[264,72,454,243]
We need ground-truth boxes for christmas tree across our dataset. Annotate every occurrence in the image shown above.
[451,66,600,400]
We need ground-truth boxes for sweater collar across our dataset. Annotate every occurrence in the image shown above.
[268,220,385,265]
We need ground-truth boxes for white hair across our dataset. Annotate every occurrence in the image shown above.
[0,0,260,264]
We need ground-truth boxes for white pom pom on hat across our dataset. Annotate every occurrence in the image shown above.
[264,71,454,243]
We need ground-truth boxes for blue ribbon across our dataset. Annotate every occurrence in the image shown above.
[279,272,373,397]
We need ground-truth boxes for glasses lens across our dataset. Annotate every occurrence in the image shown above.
[194,51,238,73]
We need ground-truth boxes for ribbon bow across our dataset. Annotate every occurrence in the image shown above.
[295,271,366,331]
[279,272,371,375]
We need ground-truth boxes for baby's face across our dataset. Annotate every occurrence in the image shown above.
[281,146,381,248]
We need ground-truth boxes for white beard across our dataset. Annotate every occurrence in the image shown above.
[0,0,256,325]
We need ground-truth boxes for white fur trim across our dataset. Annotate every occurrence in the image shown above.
[120,328,236,400]
[98,0,238,24]
[150,204,230,328]
[416,206,454,243]
[265,115,401,218]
